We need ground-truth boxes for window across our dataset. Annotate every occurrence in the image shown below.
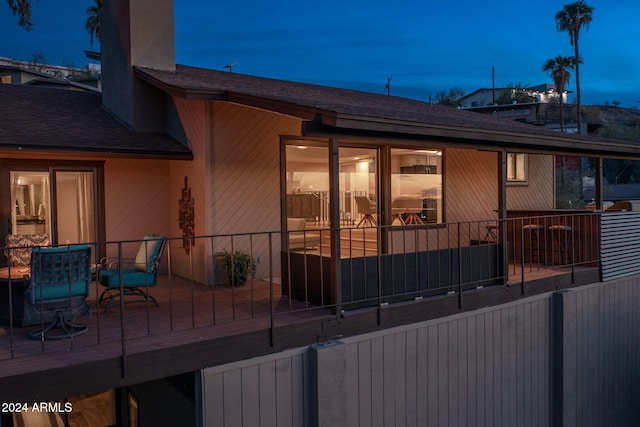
[391,149,443,224]
[507,153,528,184]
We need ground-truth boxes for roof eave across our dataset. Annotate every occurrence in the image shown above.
[135,68,338,122]
[333,114,640,158]
[134,67,227,100]
[0,145,193,160]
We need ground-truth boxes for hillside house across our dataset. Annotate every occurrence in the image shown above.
[1,1,640,426]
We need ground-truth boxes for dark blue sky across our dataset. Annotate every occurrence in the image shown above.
[1,0,639,107]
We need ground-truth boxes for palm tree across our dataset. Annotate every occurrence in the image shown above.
[85,0,103,46]
[542,56,577,132]
[555,1,594,135]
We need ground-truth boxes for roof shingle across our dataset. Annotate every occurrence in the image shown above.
[0,84,191,159]
[134,65,640,158]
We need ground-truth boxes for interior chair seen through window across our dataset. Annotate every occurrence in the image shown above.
[26,245,92,340]
[354,196,377,227]
[98,235,167,313]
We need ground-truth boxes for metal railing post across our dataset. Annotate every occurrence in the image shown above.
[457,222,462,309]
[268,233,274,347]
[117,241,127,378]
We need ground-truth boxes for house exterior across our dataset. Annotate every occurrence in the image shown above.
[458,84,569,109]
[1,1,640,426]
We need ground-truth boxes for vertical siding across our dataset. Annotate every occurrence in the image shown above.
[201,276,640,427]
[561,279,640,427]
[341,298,551,427]
[202,348,309,427]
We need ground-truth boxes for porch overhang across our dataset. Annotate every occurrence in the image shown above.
[310,114,640,159]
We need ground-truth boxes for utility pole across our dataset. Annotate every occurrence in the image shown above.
[386,77,392,96]
[492,65,495,104]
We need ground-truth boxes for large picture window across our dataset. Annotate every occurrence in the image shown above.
[390,148,443,224]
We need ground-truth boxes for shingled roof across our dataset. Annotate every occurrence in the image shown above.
[0,84,192,159]
[136,65,640,158]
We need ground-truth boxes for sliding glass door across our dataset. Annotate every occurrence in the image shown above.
[52,170,97,244]
[10,171,50,237]
[4,162,103,251]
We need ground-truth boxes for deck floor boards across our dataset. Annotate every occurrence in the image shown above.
[0,262,596,382]
[0,274,332,377]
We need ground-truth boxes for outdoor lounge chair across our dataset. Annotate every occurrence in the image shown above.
[98,234,167,313]
[25,245,92,340]
[4,233,50,267]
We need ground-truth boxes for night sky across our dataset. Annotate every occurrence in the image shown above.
[1,0,639,107]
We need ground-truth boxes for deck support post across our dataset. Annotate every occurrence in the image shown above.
[309,340,347,427]
[551,290,578,427]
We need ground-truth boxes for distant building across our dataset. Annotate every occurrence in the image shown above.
[458,84,568,108]
[0,57,101,91]
[458,84,580,132]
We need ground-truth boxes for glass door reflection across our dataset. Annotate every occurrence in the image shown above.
[10,171,51,237]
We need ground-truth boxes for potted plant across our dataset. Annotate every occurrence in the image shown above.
[218,249,256,287]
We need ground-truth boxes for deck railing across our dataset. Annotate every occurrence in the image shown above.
[0,212,606,362]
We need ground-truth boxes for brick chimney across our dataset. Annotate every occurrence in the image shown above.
[100,0,175,132]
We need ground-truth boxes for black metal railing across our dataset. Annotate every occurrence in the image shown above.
[0,213,603,363]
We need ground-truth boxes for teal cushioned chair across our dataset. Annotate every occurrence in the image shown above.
[98,235,167,313]
[26,244,92,340]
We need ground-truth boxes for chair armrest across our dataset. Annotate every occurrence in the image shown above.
[101,256,136,269]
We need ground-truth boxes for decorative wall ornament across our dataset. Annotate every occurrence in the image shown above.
[178,176,195,254]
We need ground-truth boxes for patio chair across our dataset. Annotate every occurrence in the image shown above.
[25,245,92,340]
[4,233,50,267]
[98,235,167,313]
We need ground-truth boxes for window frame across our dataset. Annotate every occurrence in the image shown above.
[506,152,528,185]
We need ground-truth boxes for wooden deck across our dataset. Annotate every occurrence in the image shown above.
[0,260,600,403]
[0,274,333,375]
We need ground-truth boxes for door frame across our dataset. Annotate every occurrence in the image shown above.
[0,159,106,264]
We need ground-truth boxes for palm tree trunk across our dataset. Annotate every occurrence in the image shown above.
[574,39,582,134]
[560,98,565,132]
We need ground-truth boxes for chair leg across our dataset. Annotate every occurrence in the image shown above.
[357,213,376,227]
[99,287,160,313]
[29,311,88,340]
